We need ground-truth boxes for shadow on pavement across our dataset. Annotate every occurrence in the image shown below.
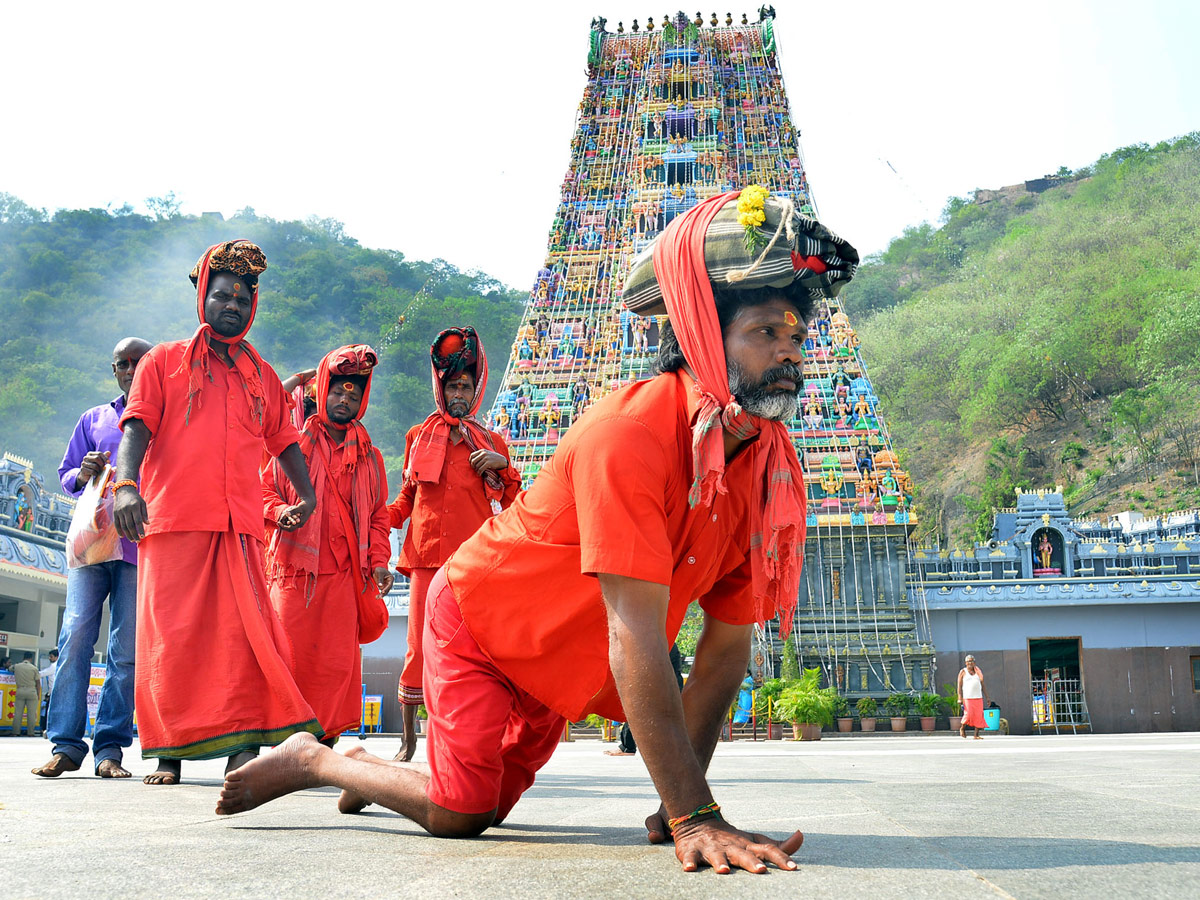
[801,833,1200,869]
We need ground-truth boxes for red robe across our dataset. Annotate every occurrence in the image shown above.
[263,440,390,736]
[121,340,321,759]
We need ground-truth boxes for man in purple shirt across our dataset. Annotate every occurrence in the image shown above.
[32,337,151,779]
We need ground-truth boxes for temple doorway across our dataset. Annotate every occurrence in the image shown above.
[1029,637,1091,733]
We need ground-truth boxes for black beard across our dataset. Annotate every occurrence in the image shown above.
[210,317,244,337]
[727,361,803,421]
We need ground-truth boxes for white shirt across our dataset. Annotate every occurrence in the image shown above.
[39,662,57,692]
[961,669,983,700]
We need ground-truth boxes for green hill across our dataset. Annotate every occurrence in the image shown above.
[845,133,1200,543]
[0,197,525,487]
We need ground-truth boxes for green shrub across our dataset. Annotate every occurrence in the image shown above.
[855,696,878,718]
[773,668,836,726]
[884,693,911,717]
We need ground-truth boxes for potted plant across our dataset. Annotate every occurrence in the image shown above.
[855,696,878,732]
[833,695,853,733]
[885,693,910,732]
[754,678,786,739]
[941,682,963,732]
[913,692,941,732]
[774,668,836,741]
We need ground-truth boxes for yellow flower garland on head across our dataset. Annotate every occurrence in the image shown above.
[736,184,770,253]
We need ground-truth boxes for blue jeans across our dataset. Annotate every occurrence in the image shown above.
[47,560,137,770]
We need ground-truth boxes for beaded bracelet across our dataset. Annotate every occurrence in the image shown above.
[112,479,138,492]
[667,801,721,832]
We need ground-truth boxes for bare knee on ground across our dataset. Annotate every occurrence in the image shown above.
[426,806,496,839]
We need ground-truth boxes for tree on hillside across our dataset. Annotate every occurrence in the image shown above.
[1161,383,1200,485]
[145,192,181,220]
[1111,388,1165,482]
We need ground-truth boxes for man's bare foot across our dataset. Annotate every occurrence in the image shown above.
[216,732,323,815]
[144,759,181,785]
[225,749,258,775]
[32,753,81,778]
[337,745,374,814]
[604,749,635,756]
[96,759,131,778]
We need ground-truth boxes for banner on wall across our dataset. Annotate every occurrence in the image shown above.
[1,671,14,727]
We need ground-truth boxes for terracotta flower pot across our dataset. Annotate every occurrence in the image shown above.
[890,716,907,732]
[920,716,936,732]
[949,715,963,732]
[798,723,822,741]
[860,717,876,732]
[837,717,853,733]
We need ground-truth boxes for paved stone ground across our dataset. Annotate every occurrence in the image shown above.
[3,731,1198,899]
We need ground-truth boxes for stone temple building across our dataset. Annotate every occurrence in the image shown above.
[917,489,1200,733]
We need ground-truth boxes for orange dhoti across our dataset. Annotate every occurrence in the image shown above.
[269,568,363,738]
[136,530,322,759]
[398,566,438,705]
[962,697,986,729]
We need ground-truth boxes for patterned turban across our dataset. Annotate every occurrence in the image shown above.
[189,240,268,286]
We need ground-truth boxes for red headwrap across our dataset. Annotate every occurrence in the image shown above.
[270,344,383,583]
[173,240,269,425]
[651,191,808,637]
[404,327,504,505]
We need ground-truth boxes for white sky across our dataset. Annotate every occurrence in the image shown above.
[3,0,1197,289]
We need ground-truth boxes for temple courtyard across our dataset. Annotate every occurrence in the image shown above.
[3,731,1198,898]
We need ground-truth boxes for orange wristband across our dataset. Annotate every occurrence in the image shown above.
[112,479,138,492]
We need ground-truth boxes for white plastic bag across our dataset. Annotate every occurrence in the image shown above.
[66,465,122,568]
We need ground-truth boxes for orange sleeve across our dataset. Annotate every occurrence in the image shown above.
[261,458,290,528]
[568,414,672,585]
[120,345,166,434]
[368,448,392,570]
[261,367,301,459]
[387,427,419,529]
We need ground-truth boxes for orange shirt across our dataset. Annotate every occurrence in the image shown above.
[389,425,521,572]
[445,370,763,722]
[122,340,299,538]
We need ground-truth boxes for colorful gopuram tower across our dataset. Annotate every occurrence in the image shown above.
[487,10,934,698]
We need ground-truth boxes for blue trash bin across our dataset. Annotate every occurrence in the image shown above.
[983,706,1001,732]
